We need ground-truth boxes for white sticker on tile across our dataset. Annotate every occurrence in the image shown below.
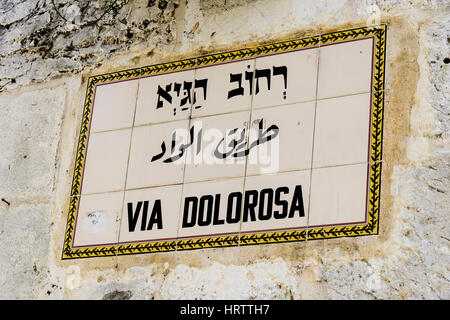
[73,191,123,247]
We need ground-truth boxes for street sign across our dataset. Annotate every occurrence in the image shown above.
[62,25,386,259]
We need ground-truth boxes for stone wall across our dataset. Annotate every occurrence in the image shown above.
[0,0,448,299]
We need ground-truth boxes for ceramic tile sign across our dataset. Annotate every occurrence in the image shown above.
[62,26,386,259]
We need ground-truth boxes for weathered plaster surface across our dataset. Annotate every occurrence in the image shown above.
[0,0,448,299]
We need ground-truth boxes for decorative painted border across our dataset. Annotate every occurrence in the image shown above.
[62,25,386,259]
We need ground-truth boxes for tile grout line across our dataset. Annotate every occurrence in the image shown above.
[305,35,322,241]
[88,88,385,137]
[74,160,378,198]
[238,57,257,247]
[174,60,197,252]
[116,80,141,256]
[70,160,380,198]
[88,91,385,136]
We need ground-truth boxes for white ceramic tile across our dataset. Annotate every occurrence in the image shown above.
[308,163,368,227]
[119,185,182,243]
[312,93,371,168]
[192,59,254,117]
[135,69,195,125]
[73,191,123,247]
[177,177,244,239]
[184,111,250,183]
[126,120,189,189]
[252,48,319,109]
[240,170,310,233]
[90,80,139,133]
[81,129,131,195]
[246,101,315,175]
[317,37,374,99]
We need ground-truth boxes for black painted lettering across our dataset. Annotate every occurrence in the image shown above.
[212,194,224,225]
[226,192,242,224]
[289,185,305,218]
[198,195,213,226]
[140,201,149,231]
[156,84,172,109]
[243,190,258,222]
[258,188,273,221]
[274,186,289,219]
[182,197,198,228]
[255,68,271,94]
[147,200,163,230]
[127,201,142,232]
[227,73,244,99]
